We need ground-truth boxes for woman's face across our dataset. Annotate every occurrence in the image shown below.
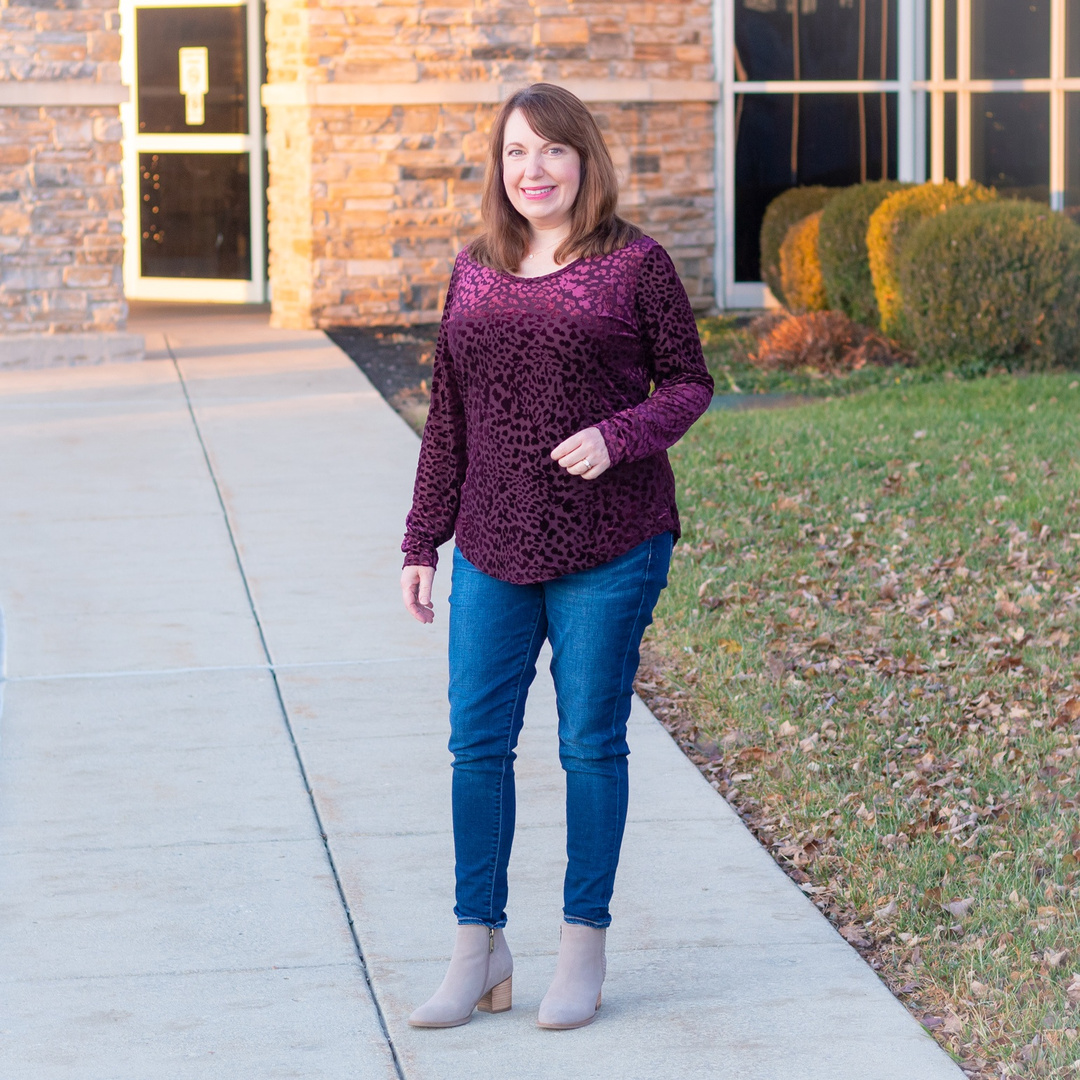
[501,108,582,233]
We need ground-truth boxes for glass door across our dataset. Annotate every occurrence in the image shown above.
[120,0,266,302]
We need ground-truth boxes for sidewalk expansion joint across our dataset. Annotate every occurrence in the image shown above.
[3,655,425,684]
[0,604,6,723]
[167,341,407,1080]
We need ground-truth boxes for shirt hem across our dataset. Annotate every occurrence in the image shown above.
[455,516,679,586]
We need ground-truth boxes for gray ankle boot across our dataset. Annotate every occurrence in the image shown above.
[537,922,606,1029]
[408,924,513,1028]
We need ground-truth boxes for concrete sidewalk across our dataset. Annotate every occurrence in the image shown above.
[0,305,964,1079]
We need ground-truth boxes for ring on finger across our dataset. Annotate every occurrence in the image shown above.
[582,458,592,470]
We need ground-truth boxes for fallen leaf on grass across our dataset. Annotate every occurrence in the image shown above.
[941,1013,964,1036]
[839,923,871,948]
[777,720,799,738]
[1067,974,1080,1005]
[1057,697,1080,727]
[944,897,975,919]
[716,638,743,654]
[774,495,802,513]
[1044,949,1069,969]
[766,653,787,681]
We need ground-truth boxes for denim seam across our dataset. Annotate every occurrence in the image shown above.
[483,593,547,925]
[598,533,657,927]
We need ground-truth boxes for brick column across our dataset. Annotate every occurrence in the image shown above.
[0,0,141,367]
[263,1,718,329]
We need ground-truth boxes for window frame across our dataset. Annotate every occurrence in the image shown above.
[716,0,921,307]
[918,0,1071,210]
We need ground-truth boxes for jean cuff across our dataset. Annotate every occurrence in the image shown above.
[456,917,507,929]
[563,915,610,929]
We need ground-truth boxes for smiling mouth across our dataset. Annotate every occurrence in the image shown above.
[522,186,555,199]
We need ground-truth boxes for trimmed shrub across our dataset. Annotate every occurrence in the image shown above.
[899,200,1080,371]
[749,311,901,374]
[867,181,995,337]
[818,180,911,327]
[779,211,827,314]
[759,186,838,305]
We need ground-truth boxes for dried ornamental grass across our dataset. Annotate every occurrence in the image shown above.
[779,210,828,314]
[760,186,839,306]
[750,311,902,374]
[867,182,996,339]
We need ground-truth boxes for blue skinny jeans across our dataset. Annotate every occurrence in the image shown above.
[446,532,673,930]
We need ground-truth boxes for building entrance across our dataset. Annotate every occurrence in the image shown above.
[119,0,266,302]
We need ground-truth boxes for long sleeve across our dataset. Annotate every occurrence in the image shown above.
[594,244,714,467]
[401,270,467,569]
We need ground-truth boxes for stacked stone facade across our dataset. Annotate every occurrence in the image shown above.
[265,1,718,328]
[0,0,129,347]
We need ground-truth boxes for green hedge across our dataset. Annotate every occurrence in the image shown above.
[818,180,910,327]
[867,181,995,339]
[759,186,838,306]
[899,200,1080,370]
[779,210,827,314]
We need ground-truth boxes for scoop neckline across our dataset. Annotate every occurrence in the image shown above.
[467,235,652,282]
[495,257,584,282]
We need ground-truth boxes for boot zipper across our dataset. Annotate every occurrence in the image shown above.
[488,927,495,954]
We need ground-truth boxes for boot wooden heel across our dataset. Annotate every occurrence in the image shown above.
[477,975,512,1013]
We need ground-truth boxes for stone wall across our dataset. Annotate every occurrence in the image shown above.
[0,0,128,343]
[265,1,718,328]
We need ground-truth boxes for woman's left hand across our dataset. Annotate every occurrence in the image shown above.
[551,427,611,480]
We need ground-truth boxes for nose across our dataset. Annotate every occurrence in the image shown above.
[523,152,546,180]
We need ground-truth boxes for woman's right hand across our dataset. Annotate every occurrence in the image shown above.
[401,565,436,623]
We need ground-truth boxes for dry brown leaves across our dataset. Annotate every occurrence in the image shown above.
[636,513,1080,1079]
[746,311,907,375]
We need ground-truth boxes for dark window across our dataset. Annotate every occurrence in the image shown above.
[971,0,1050,80]
[140,153,251,279]
[735,92,897,281]
[137,6,248,134]
[1064,93,1080,218]
[735,0,897,82]
[971,93,1051,203]
[924,92,958,183]
[1069,0,1080,77]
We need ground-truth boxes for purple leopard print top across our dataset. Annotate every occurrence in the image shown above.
[402,235,714,584]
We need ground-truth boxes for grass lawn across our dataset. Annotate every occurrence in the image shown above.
[637,371,1080,1078]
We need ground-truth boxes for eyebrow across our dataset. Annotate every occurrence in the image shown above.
[503,139,564,150]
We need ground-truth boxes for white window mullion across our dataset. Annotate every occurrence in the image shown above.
[913,0,928,182]
[897,0,917,181]
[956,0,971,185]
[1051,0,1067,211]
[930,0,945,182]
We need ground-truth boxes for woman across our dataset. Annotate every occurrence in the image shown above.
[400,83,714,1031]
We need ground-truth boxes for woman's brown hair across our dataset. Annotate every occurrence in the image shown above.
[469,83,642,273]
